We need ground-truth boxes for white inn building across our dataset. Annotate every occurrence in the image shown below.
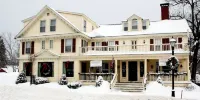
[15,3,191,88]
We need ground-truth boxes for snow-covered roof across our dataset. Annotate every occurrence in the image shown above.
[87,19,191,38]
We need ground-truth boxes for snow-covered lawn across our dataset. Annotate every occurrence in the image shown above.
[0,72,199,100]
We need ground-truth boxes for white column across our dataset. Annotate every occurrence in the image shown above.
[115,60,118,74]
[144,59,147,77]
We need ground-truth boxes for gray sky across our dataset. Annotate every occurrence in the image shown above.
[0,0,164,35]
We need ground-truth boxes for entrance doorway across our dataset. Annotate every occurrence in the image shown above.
[81,62,87,73]
[128,61,137,81]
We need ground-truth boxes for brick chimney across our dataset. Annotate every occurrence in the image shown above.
[160,3,169,20]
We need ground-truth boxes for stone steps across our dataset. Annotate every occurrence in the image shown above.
[113,82,144,93]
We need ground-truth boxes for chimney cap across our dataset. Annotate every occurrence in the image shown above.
[160,3,169,6]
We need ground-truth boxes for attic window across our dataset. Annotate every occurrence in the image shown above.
[132,19,138,30]
[47,13,50,16]
[124,22,128,31]
[142,20,147,30]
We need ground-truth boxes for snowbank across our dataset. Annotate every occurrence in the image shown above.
[145,82,200,100]
[0,72,19,85]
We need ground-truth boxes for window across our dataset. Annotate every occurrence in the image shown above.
[38,62,54,77]
[50,40,53,49]
[26,42,31,54]
[102,63,109,73]
[132,40,137,50]
[124,22,128,31]
[96,42,102,51]
[140,62,144,77]
[65,39,72,52]
[142,20,147,30]
[40,20,46,32]
[84,20,87,32]
[155,39,161,51]
[108,41,115,51]
[132,19,138,30]
[50,19,56,32]
[122,62,126,77]
[92,26,94,30]
[150,39,154,51]
[23,62,32,76]
[162,38,170,51]
[177,37,182,49]
[63,62,74,77]
[42,40,45,49]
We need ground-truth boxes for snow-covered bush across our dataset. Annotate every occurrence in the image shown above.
[35,77,49,85]
[15,71,27,84]
[185,83,195,91]
[67,82,82,89]
[196,74,200,83]
[96,76,103,87]
[58,74,68,85]
[156,76,163,85]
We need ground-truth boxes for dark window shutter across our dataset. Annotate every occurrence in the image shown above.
[150,39,154,44]
[31,41,34,54]
[22,42,25,55]
[72,38,76,53]
[61,39,64,53]
[81,40,83,47]
[115,41,119,45]
[92,42,95,50]
[178,38,182,43]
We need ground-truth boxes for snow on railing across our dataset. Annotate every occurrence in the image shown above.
[110,73,118,89]
[80,43,188,55]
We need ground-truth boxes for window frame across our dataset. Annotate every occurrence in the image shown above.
[40,20,46,33]
[132,19,138,30]
[142,20,147,30]
[108,41,115,51]
[124,22,128,31]
[84,20,87,32]
[42,40,45,49]
[25,42,31,54]
[49,40,53,49]
[132,40,137,50]
[50,19,56,32]
[65,39,72,53]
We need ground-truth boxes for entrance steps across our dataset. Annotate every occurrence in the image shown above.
[113,82,144,92]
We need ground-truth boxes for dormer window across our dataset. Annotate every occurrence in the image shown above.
[124,22,128,31]
[132,19,138,30]
[142,20,147,30]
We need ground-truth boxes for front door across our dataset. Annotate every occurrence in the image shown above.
[128,61,137,81]
[81,62,87,73]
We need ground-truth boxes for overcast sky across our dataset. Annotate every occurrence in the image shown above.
[0,0,164,35]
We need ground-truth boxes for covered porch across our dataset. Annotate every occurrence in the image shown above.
[78,60,119,82]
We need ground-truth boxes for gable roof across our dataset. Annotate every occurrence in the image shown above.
[127,14,143,20]
[87,19,191,37]
[15,5,81,39]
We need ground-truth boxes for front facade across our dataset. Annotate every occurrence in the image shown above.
[16,4,191,83]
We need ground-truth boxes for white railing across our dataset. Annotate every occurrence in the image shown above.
[80,43,188,54]
[110,73,118,89]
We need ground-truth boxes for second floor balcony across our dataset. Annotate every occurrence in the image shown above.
[80,43,189,55]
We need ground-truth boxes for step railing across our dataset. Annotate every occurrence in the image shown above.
[110,73,118,89]
[142,74,148,90]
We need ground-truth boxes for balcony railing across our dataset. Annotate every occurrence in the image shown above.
[80,43,188,55]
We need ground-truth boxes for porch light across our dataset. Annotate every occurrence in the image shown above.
[170,37,176,47]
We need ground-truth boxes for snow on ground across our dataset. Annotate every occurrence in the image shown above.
[0,72,198,100]
[145,81,200,100]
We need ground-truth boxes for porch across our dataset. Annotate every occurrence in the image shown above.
[78,58,189,82]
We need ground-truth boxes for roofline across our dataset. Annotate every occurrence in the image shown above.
[57,10,99,28]
[22,15,35,23]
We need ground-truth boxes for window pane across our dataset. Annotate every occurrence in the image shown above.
[26,42,31,54]
[65,39,72,52]
[50,40,53,49]
[42,41,45,49]
[50,20,56,26]
[40,21,46,27]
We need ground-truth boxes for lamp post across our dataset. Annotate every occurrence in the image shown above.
[170,37,176,97]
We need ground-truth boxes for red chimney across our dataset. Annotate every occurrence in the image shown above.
[160,3,169,20]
